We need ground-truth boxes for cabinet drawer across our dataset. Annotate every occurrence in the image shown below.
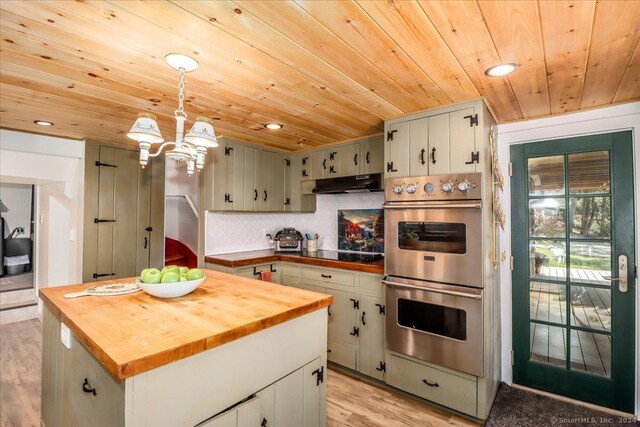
[280,263,302,278]
[388,354,477,417]
[302,267,354,287]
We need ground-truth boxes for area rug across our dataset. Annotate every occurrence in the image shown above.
[486,383,638,427]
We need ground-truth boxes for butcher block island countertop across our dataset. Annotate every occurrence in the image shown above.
[39,269,332,381]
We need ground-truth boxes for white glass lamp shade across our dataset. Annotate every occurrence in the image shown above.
[185,117,218,148]
[127,113,164,144]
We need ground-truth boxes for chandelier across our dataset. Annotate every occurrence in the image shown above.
[127,54,218,175]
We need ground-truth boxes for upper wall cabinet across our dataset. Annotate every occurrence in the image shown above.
[384,99,494,178]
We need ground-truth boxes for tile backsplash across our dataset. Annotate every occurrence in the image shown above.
[206,193,384,255]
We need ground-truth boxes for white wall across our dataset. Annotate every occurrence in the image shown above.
[496,101,640,415]
[206,192,384,255]
[0,130,85,293]
[0,183,32,238]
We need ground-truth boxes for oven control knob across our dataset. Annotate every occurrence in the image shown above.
[393,184,404,195]
[406,184,417,194]
[441,182,454,193]
[458,180,470,192]
[424,183,434,193]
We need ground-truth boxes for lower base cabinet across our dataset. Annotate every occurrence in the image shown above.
[200,357,322,427]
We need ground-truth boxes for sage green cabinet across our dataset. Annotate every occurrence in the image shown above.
[326,288,358,370]
[207,139,245,211]
[243,146,259,211]
[197,397,261,427]
[326,148,340,177]
[358,294,385,380]
[384,99,490,177]
[340,143,360,177]
[384,121,410,179]
[310,150,326,180]
[361,137,384,174]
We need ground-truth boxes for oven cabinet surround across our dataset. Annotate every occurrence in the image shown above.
[207,261,386,382]
[384,99,494,178]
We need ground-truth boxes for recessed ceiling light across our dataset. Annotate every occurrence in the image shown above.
[34,120,53,126]
[264,123,283,130]
[484,63,519,77]
[164,53,199,72]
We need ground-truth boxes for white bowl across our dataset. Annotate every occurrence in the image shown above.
[136,276,205,298]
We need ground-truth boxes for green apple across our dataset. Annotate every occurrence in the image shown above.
[161,265,180,275]
[180,274,188,282]
[179,266,189,275]
[161,271,180,283]
[140,268,161,284]
[186,268,205,281]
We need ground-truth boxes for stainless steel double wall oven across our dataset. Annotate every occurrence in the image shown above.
[384,173,485,376]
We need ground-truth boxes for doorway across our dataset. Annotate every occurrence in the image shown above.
[510,131,635,412]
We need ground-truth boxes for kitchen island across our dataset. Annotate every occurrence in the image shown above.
[39,270,332,427]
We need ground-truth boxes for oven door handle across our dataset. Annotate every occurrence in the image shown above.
[382,201,481,209]
[383,280,482,300]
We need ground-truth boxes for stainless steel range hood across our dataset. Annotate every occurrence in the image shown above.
[312,173,383,194]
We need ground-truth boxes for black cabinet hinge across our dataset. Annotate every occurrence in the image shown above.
[284,198,290,206]
[285,159,291,167]
[94,218,116,223]
[224,146,234,156]
[464,151,480,165]
[145,226,153,232]
[302,169,308,177]
[464,114,479,127]
[224,193,233,203]
[93,272,115,279]
[95,161,117,168]
[350,298,359,309]
[387,129,398,141]
[376,362,386,372]
[386,161,398,173]
[350,326,360,337]
[302,156,308,165]
[329,165,336,174]
[375,303,385,315]
[312,366,324,386]
[329,151,337,161]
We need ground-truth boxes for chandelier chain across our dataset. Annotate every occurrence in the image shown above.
[176,67,187,118]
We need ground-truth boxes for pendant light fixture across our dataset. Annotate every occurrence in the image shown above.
[127,53,218,176]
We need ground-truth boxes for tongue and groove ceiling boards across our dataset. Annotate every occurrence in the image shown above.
[0,1,638,151]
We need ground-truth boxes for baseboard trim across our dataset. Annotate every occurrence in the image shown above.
[511,383,637,419]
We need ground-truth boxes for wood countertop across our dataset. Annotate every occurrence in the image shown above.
[39,270,332,381]
[205,250,384,275]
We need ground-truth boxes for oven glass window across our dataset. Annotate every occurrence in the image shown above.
[397,222,466,254]
[397,298,467,340]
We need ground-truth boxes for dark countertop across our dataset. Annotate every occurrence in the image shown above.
[205,249,384,275]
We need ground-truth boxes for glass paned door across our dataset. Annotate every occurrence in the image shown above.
[511,132,635,412]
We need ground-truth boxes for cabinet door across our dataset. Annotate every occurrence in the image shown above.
[284,155,292,212]
[259,150,270,211]
[449,107,477,173]
[256,384,275,427]
[272,152,285,212]
[300,154,311,180]
[310,150,326,180]
[408,118,429,176]
[359,295,386,381]
[340,142,360,177]
[362,137,383,174]
[230,143,245,211]
[325,288,358,370]
[302,358,322,427]
[243,147,258,211]
[236,397,262,427]
[211,142,228,211]
[384,121,409,178]
[327,148,340,177]
[274,367,304,427]
[428,113,450,175]
[198,410,236,427]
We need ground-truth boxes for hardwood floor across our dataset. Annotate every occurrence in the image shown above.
[0,319,40,427]
[0,319,479,427]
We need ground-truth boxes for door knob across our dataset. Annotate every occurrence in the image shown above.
[603,255,628,292]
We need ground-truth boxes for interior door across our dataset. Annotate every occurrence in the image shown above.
[511,131,635,412]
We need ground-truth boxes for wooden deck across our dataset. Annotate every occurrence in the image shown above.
[529,281,611,376]
[534,266,611,286]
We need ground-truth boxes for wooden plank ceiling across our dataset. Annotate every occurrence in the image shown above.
[1,0,639,151]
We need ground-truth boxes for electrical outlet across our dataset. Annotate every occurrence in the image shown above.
[60,323,72,349]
